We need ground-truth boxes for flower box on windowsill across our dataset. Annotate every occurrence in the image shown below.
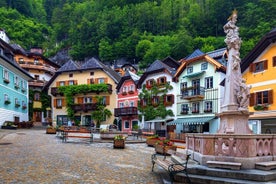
[15,104,20,108]
[204,109,212,113]
[3,78,10,84]
[181,111,188,114]
[122,92,127,95]
[254,104,269,111]
[4,100,11,105]
[14,85,20,89]
[128,90,134,94]
[22,106,27,109]
[192,111,199,114]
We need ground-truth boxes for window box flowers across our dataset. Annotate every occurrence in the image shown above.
[113,134,125,148]
[146,135,160,147]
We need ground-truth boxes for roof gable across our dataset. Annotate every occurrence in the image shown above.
[241,28,276,72]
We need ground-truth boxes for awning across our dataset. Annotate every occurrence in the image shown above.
[145,118,174,123]
[183,71,205,78]
[167,116,215,125]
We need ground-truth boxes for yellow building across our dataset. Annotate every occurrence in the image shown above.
[45,58,121,127]
[241,28,276,133]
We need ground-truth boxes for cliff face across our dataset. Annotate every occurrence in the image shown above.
[49,49,71,66]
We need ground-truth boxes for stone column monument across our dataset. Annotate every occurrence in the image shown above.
[218,10,252,134]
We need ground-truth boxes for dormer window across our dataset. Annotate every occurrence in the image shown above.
[187,66,193,74]
[34,59,39,64]
[201,62,208,70]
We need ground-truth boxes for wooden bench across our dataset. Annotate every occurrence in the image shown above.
[61,130,93,143]
[207,160,242,170]
[151,152,191,184]
[255,161,276,171]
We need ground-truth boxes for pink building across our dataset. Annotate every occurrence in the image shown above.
[115,70,140,132]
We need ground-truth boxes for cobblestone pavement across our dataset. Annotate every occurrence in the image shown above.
[0,129,164,184]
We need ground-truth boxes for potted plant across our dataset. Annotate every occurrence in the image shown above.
[46,125,56,134]
[113,134,125,148]
[155,139,177,155]
[146,134,160,147]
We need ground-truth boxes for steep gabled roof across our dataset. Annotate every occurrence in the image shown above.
[44,57,121,91]
[116,70,140,92]
[173,48,226,82]
[137,59,177,88]
[241,28,276,73]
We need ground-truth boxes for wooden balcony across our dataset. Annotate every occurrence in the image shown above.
[50,87,63,96]
[29,80,45,87]
[19,61,56,74]
[71,103,98,112]
[181,86,205,100]
[114,107,138,117]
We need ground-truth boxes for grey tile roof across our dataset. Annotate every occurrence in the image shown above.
[57,59,79,72]
[185,49,205,60]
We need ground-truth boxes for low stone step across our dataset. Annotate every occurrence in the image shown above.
[207,160,242,170]
[255,161,276,171]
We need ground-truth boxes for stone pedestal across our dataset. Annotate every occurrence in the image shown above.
[217,111,253,134]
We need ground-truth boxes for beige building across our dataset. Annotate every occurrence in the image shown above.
[45,58,121,127]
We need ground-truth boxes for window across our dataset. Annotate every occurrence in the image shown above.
[21,80,26,90]
[34,59,39,64]
[164,94,174,106]
[84,97,92,103]
[181,104,189,114]
[181,82,188,96]
[90,72,94,76]
[68,80,75,85]
[201,62,208,70]
[146,79,154,88]
[250,90,273,106]
[57,99,62,108]
[125,121,130,129]
[129,101,135,107]
[15,98,19,105]
[250,60,268,73]
[123,86,128,93]
[204,101,213,112]
[205,77,213,89]
[4,94,10,104]
[14,76,19,87]
[187,66,193,74]
[129,85,135,91]
[157,77,166,85]
[192,102,200,113]
[22,101,27,108]
[59,81,65,86]
[19,58,24,62]
[88,78,94,84]
[119,102,124,107]
[69,73,73,78]
[3,69,9,82]
[34,75,39,80]
[98,78,105,84]
[192,79,200,95]
[152,96,159,105]
[34,93,40,101]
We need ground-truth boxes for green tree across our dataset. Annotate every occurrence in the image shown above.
[91,96,112,128]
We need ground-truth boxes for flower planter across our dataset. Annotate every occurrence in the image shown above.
[46,128,56,134]
[113,139,125,149]
[154,144,177,155]
[100,132,128,140]
[146,138,160,147]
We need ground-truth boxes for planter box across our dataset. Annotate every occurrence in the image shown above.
[114,139,125,148]
[146,138,160,147]
[155,144,177,155]
[100,132,128,140]
[46,128,56,134]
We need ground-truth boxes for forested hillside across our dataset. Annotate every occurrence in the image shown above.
[0,0,275,68]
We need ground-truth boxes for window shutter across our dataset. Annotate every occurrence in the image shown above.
[87,79,90,84]
[249,93,255,106]
[65,81,69,86]
[106,96,110,105]
[171,95,174,103]
[62,99,66,106]
[74,80,78,85]
[104,78,108,84]
[273,56,276,67]
[157,78,160,85]
[92,97,97,103]
[78,97,83,104]
[249,64,254,73]
[268,90,273,104]
[95,78,98,84]
[264,60,268,70]
[54,99,57,107]
[56,82,60,87]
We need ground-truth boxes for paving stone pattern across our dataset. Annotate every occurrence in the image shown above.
[0,129,163,184]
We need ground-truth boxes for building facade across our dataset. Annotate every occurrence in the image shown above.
[241,28,276,133]
[170,49,227,133]
[0,38,32,126]
[12,45,60,124]
[115,70,140,132]
[46,58,121,127]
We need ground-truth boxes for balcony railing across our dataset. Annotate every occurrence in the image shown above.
[114,107,138,117]
[181,86,205,100]
[71,103,98,112]
[19,61,56,74]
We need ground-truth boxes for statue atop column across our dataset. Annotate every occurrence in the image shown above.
[221,10,251,112]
